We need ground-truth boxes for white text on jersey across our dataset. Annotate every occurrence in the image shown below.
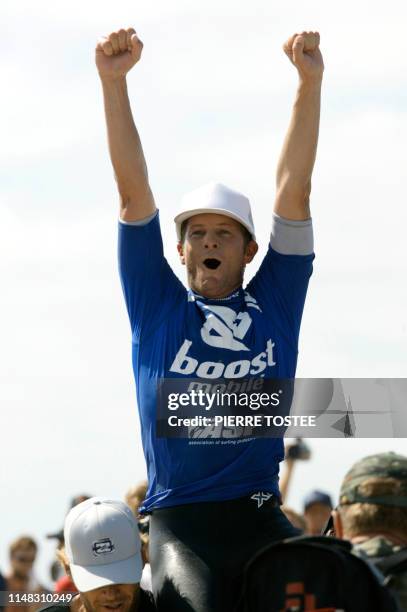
[169,339,276,379]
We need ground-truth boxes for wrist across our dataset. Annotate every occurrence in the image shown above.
[297,76,323,92]
[100,73,128,88]
[100,75,129,100]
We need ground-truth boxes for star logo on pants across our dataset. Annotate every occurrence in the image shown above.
[250,491,273,508]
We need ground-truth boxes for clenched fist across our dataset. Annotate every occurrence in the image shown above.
[283,31,324,82]
[95,28,143,81]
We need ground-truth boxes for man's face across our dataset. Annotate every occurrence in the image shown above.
[11,546,36,579]
[177,213,258,299]
[304,503,332,535]
[80,583,140,612]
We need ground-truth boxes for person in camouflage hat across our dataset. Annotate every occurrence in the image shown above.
[332,452,407,611]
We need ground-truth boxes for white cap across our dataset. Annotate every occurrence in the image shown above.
[64,497,143,592]
[174,182,256,241]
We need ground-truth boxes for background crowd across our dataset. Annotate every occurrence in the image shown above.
[1,440,406,611]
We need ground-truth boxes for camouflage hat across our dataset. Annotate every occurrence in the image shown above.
[339,452,407,508]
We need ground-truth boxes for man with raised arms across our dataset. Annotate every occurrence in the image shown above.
[96,27,324,611]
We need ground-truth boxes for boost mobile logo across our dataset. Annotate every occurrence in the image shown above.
[200,305,252,351]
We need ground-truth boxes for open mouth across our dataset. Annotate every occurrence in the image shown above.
[203,258,221,270]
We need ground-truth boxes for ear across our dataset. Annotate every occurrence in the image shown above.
[332,509,343,539]
[177,242,186,265]
[244,240,259,264]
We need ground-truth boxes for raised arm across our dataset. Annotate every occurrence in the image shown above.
[274,31,324,221]
[95,28,156,222]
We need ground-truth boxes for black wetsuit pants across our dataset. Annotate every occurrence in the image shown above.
[149,493,300,611]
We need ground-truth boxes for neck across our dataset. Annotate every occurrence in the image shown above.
[192,283,242,300]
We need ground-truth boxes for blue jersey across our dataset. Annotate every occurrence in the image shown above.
[118,211,314,512]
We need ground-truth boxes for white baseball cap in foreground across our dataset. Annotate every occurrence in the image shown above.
[174,182,256,241]
[64,497,143,592]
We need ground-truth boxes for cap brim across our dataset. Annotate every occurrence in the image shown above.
[174,207,256,241]
[70,554,143,593]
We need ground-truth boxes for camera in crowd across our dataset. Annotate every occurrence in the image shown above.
[285,438,311,461]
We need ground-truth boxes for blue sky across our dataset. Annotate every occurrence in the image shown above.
[1,0,406,588]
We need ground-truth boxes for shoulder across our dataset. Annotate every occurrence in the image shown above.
[355,536,401,559]
[118,210,162,245]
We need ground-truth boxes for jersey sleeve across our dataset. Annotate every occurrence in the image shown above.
[118,211,186,342]
[246,213,315,347]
